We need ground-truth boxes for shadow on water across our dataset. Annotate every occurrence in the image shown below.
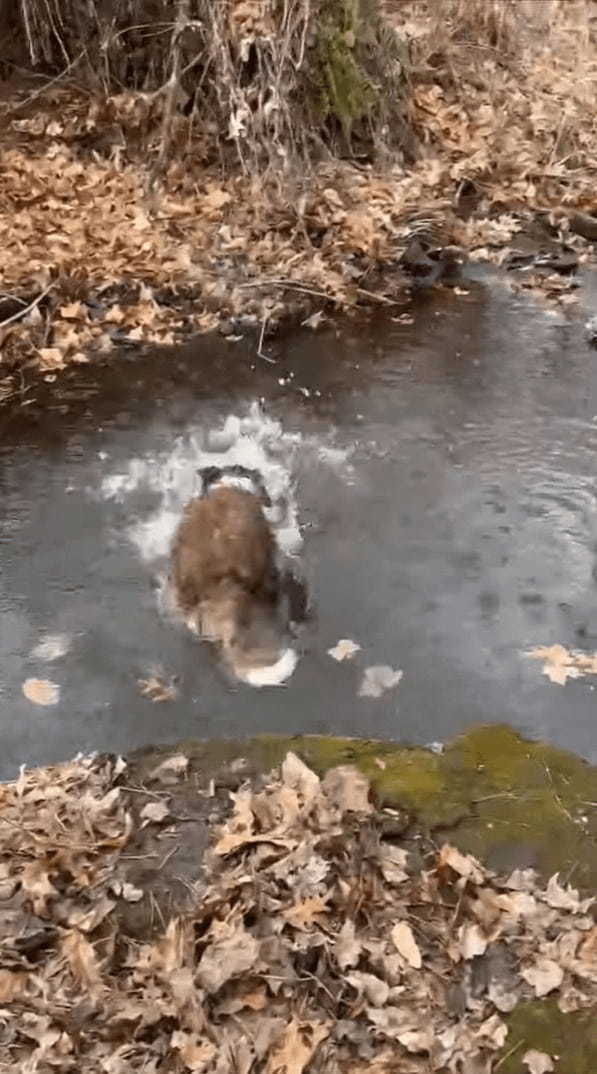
[3,270,597,776]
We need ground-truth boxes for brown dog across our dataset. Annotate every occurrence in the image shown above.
[171,481,298,684]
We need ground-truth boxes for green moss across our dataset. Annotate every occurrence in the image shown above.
[250,726,597,889]
[130,724,597,889]
[129,724,597,1068]
[497,1000,597,1073]
[437,725,597,889]
[313,0,379,138]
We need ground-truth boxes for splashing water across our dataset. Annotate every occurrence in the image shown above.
[96,403,352,685]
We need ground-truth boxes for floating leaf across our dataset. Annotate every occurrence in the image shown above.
[22,678,60,706]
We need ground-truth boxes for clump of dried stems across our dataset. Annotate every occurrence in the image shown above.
[8,0,410,172]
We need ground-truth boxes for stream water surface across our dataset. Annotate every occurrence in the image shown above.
[2,271,597,776]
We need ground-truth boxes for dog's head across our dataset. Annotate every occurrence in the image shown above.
[198,584,296,687]
[197,465,271,506]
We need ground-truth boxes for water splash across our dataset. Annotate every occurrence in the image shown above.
[99,402,351,564]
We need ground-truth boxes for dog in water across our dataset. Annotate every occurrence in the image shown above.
[170,465,305,686]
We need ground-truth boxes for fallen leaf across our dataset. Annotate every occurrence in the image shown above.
[459,922,488,960]
[111,879,144,902]
[138,674,178,702]
[0,969,28,1002]
[328,638,361,661]
[30,633,70,661]
[171,1032,216,1072]
[358,665,403,698]
[544,873,593,913]
[438,844,486,885]
[62,930,104,999]
[150,753,189,783]
[347,972,390,1007]
[521,958,564,997]
[197,921,259,993]
[265,1018,330,1074]
[526,644,597,685]
[21,860,58,914]
[281,752,321,809]
[391,921,422,969]
[523,1049,555,1074]
[334,919,362,970]
[140,799,171,826]
[22,678,60,706]
[283,894,330,930]
[68,895,115,932]
[322,765,373,814]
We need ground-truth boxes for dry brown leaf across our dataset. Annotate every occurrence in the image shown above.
[0,969,28,1002]
[322,765,373,815]
[140,799,171,827]
[281,752,321,809]
[214,787,255,855]
[377,844,409,885]
[459,923,488,960]
[62,930,104,999]
[68,895,115,932]
[347,972,390,1007]
[334,918,362,970]
[391,921,422,969]
[171,1032,216,1072]
[328,638,361,661]
[265,1018,330,1074]
[544,873,593,913]
[526,644,597,685]
[197,921,259,994]
[150,753,189,783]
[438,844,486,885]
[21,859,59,914]
[22,677,60,706]
[521,958,564,997]
[283,894,330,930]
[523,1050,554,1074]
[138,674,178,702]
[358,665,403,698]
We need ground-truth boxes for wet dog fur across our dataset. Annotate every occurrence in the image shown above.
[170,468,303,682]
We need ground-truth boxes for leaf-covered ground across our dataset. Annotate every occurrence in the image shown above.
[2,743,596,1073]
[2,2,597,401]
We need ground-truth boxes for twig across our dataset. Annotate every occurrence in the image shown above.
[0,284,53,330]
[356,286,399,306]
[2,50,88,113]
[257,313,276,364]
[494,1038,525,1070]
[238,279,343,304]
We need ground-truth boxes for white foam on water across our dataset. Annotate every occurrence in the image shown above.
[98,402,352,565]
[239,647,299,688]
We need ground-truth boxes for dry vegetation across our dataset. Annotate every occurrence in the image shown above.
[1,0,597,400]
[1,748,595,1072]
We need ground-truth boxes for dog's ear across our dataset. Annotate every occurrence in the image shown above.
[197,466,222,492]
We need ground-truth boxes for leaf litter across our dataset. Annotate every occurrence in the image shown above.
[3,3,597,401]
[1,748,595,1072]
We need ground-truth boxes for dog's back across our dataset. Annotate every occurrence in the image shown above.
[171,485,277,618]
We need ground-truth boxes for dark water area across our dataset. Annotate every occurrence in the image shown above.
[2,270,597,777]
